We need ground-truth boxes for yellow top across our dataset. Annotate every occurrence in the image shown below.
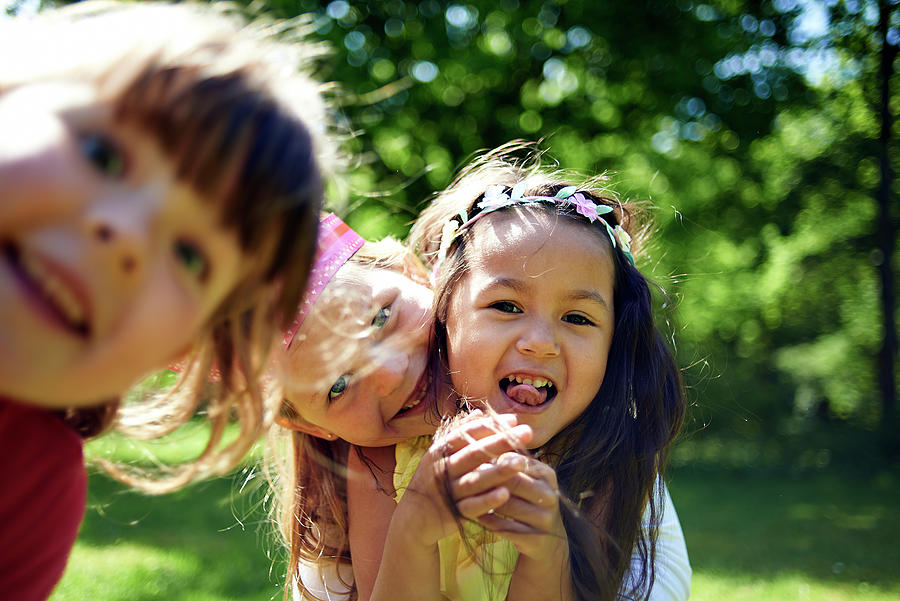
[394,436,519,601]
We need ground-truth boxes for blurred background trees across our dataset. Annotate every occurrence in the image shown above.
[21,0,897,466]
[262,0,898,465]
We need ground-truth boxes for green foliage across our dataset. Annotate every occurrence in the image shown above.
[37,0,898,438]
[254,0,897,438]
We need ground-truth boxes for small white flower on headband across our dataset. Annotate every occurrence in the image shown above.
[478,184,511,211]
[434,209,468,278]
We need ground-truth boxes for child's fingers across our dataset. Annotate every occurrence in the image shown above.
[476,512,539,535]
[451,457,527,500]
[499,474,559,515]
[486,495,561,534]
[495,455,559,508]
[437,414,521,454]
[478,525,569,560]
[443,426,532,479]
[454,486,510,519]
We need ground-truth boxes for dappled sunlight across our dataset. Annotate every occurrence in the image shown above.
[50,472,284,601]
[52,544,202,601]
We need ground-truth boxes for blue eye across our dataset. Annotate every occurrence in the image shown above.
[563,313,595,326]
[372,305,392,328]
[79,133,126,178]
[490,301,521,314]
[329,374,349,401]
[174,239,209,281]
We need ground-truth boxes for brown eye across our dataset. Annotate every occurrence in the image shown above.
[563,313,595,327]
[490,301,521,314]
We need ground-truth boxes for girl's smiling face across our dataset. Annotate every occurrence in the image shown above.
[0,82,259,406]
[444,210,616,448]
[279,264,446,447]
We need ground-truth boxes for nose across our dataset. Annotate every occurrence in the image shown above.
[367,349,409,398]
[515,320,560,357]
[84,197,153,278]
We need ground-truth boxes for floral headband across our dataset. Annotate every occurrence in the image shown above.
[435,183,635,271]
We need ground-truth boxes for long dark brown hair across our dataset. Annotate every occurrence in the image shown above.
[413,147,685,601]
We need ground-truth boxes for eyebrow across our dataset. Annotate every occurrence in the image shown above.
[483,277,528,295]
[484,277,612,312]
[567,289,612,312]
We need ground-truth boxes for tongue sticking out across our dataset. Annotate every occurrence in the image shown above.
[506,382,548,406]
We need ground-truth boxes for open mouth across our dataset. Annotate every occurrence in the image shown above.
[500,374,557,407]
[3,241,91,338]
[394,369,431,418]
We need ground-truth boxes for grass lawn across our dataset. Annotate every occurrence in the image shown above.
[49,435,900,601]
[49,468,286,601]
[668,467,899,601]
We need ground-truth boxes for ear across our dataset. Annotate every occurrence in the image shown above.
[398,253,430,287]
[275,415,338,440]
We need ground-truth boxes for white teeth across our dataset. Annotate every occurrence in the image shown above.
[401,377,429,411]
[20,249,85,325]
[508,374,551,388]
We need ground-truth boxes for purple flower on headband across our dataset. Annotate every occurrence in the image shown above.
[477,185,511,212]
[570,192,599,221]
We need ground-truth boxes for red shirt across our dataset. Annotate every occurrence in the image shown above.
[0,399,86,601]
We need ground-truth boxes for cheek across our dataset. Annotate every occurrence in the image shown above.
[128,283,204,358]
[446,328,484,397]
[582,336,613,392]
[445,318,470,372]
[0,148,86,230]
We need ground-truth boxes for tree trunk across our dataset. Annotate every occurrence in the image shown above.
[877,1,898,436]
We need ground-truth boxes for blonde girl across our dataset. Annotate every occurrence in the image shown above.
[270,214,449,599]
[0,2,332,599]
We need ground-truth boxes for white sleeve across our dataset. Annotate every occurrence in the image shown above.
[293,558,355,601]
[621,482,692,601]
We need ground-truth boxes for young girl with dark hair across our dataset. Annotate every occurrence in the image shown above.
[0,2,332,599]
[361,149,686,601]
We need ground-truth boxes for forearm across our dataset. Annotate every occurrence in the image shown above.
[506,547,575,601]
[368,506,442,601]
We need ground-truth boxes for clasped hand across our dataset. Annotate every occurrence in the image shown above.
[397,411,568,560]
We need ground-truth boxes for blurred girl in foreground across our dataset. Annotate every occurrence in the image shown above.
[0,2,332,599]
